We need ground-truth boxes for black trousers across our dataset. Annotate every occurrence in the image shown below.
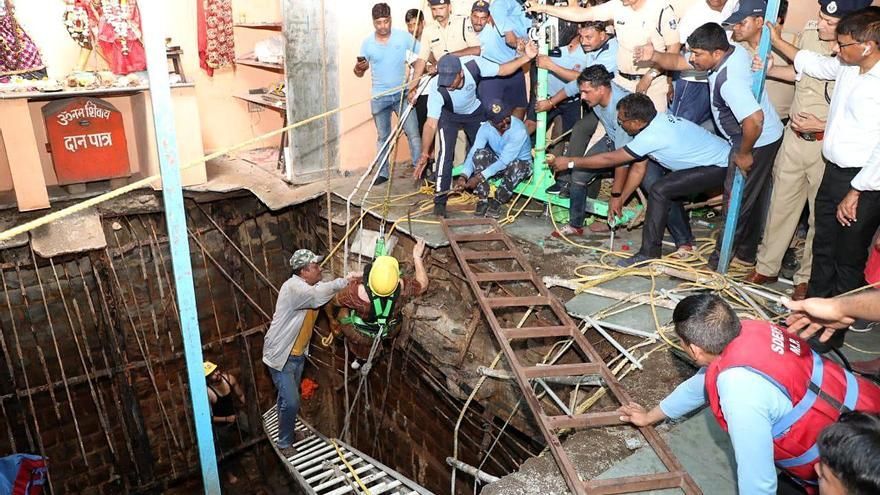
[435,107,484,205]
[641,165,728,258]
[807,163,880,297]
[414,94,428,137]
[716,137,782,263]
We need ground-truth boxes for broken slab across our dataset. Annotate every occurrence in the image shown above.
[30,207,106,258]
[187,156,356,211]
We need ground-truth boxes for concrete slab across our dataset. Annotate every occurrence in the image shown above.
[595,409,737,494]
[186,155,357,212]
[30,207,106,258]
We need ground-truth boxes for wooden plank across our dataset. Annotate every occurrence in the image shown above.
[448,232,507,243]
[500,326,571,340]
[521,363,601,379]
[460,250,518,260]
[584,472,685,494]
[485,296,551,308]
[543,412,624,429]
[473,271,534,282]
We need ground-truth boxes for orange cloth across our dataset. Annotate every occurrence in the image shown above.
[290,309,318,356]
[300,378,319,400]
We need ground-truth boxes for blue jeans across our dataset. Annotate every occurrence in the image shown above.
[268,354,305,448]
[568,137,616,228]
[670,78,711,126]
[371,92,422,178]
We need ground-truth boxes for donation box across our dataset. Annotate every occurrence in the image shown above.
[43,97,130,185]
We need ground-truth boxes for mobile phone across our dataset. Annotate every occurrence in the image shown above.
[357,56,366,63]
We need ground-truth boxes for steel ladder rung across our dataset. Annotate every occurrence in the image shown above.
[311,463,376,491]
[501,325,572,339]
[323,471,390,495]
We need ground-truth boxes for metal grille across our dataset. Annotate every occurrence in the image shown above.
[263,408,432,495]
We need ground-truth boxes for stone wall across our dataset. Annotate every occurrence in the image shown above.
[0,192,538,493]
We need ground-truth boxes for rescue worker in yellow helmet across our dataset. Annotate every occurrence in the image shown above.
[329,239,429,360]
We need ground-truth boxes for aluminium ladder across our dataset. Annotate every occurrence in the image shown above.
[442,218,701,495]
[263,408,433,495]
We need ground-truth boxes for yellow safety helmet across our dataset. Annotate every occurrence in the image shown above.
[368,256,400,297]
[203,361,218,377]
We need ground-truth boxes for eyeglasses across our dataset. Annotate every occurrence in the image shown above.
[838,41,863,48]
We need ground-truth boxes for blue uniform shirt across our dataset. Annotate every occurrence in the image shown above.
[592,82,633,148]
[548,44,590,96]
[708,44,784,148]
[659,367,793,495]
[564,38,619,98]
[624,113,731,171]
[479,23,518,64]
[426,56,500,118]
[460,116,532,179]
[488,0,530,38]
[360,29,417,97]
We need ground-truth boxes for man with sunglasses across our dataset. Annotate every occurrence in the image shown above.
[745,0,870,302]
[766,6,880,309]
[548,93,730,266]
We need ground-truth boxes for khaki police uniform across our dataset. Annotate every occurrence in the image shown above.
[418,14,481,62]
[739,38,795,119]
[589,0,679,112]
[755,22,834,284]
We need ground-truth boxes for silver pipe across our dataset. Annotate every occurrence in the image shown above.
[582,315,643,370]
[536,379,573,415]
[445,457,500,484]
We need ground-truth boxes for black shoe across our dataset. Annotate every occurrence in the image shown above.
[278,444,298,458]
[546,182,564,195]
[433,203,447,218]
[474,200,489,217]
[780,247,798,279]
[374,175,389,185]
[486,199,504,219]
[559,183,571,198]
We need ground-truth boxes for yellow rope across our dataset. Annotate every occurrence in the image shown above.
[330,439,372,494]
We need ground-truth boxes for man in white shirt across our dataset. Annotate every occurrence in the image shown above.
[768,6,880,301]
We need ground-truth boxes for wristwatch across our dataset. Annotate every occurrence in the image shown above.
[611,192,622,198]
[647,68,661,78]
[567,161,575,170]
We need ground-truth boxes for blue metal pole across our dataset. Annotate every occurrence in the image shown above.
[138,3,221,493]
[717,0,781,274]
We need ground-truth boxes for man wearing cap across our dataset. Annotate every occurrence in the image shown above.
[527,0,681,113]
[476,0,530,119]
[549,93,731,266]
[413,44,538,217]
[330,240,428,360]
[746,0,867,302]
[262,249,356,457]
[355,3,422,184]
[410,0,482,86]
[454,98,533,217]
[532,21,619,196]
[635,22,785,269]
[725,0,794,118]
[766,6,880,344]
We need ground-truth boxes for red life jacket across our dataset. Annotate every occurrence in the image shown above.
[704,320,880,491]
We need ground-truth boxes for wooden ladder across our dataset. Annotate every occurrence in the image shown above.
[441,218,701,495]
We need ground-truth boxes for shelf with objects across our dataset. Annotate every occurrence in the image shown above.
[0,0,206,212]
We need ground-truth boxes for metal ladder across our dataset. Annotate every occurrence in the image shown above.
[263,408,433,495]
[441,218,701,495]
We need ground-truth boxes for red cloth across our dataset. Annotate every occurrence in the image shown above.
[0,1,45,80]
[197,0,235,76]
[865,245,880,287]
[94,0,146,75]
